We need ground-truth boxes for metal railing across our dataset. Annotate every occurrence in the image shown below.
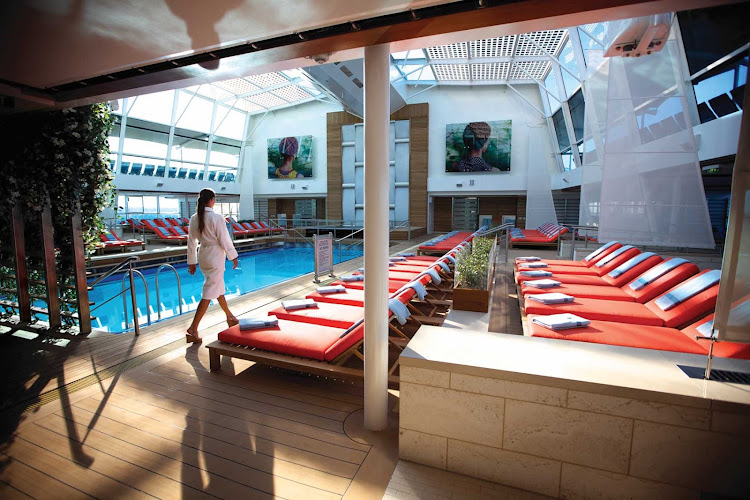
[89,256,149,335]
[334,220,412,262]
[155,264,183,320]
[558,225,599,259]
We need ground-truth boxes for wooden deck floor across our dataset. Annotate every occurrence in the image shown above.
[0,237,429,499]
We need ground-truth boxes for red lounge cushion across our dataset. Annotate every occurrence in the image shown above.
[624,261,700,303]
[522,283,633,301]
[531,265,599,276]
[680,314,750,360]
[517,273,610,286]
[524,297,664,326]
[600,255,664,289]
[645,270,720,328]
[527,316,708,355]
[217,319,355,361]
[268,302,363,329]
[403,255,440,262]
[307,288,365,307]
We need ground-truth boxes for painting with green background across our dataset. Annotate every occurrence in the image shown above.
[267,135,313,179]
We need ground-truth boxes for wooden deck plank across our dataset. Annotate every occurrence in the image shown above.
[21,424,204,500]
[0,481,35,500]
[85,390,366,475]
[127,370,346,433]
[0,454,93,500]
[148,363,352,421]
[160,356,364,414]
[64,399,341,500]
[2,438,154,500]
[113,379,365,457]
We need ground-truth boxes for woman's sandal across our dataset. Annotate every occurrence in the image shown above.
[186,328,202,344]
[227,315,239,327]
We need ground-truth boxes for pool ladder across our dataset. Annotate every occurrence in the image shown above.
[119,263,182,333]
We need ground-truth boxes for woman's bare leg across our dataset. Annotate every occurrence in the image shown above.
[187,299,211,341]
[217,295,238,325]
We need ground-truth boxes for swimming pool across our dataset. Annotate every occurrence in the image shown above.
[89,242,363,333]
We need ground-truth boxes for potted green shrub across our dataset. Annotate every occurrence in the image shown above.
[453,236,497,312]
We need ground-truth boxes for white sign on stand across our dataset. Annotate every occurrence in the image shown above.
[314,232,335,283]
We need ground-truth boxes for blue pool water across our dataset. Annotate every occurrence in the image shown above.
[89,243,363,333]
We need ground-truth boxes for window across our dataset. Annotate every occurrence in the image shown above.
[558,39,581,98]
[126,91,175,126]
[567,88,585,142]
[544,70,561,113]
[692,55,747,123]
[552,108,570,151]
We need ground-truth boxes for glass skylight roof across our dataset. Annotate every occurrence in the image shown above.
[185,70,322,116]
[392,29,569,84]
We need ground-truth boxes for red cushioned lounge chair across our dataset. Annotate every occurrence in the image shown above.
[527,299,750,359]
[515,241,622,269]
[98,230,145,252]
[523,269,721,328]
[521,257,700,303]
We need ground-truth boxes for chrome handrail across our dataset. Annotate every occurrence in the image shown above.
[120,268,151,334]
[89,256,139,286]
[155,264,182,320]
[335,227,364,243]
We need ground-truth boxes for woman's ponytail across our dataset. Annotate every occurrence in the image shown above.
[196,188,215,234]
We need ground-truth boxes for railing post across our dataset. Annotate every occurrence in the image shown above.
[70,206,91,334]
[128,261,140,335]
[11,204,31,323]
[505,228,509,263]
[41,203,61,330]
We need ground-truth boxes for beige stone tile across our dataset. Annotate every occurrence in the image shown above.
[559,463,698,500]
[451,373,566,407]
[630,420,750,496]
[400,382,504,447]
[567,390,710,430]
[447,439,561,498]
[401,365,451,388]
[503,400,632,473]
[711,410,750,437]
[399,429,448,470]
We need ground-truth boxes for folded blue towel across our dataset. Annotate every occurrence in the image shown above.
[358,267,364,273]
[388,262,396,267]
[584,241,619,262]
[520,270,553,277]
[422,268,441,284]
[532,313,590,331]
[316,285,346,294]
[523,279,561,289]
[338,318,364,339]
[527,293,575,305]
[607,252,657,278]
[390,256,407,262]
[239,316,278,330]
[398,252,415,257]
[628,258,689,291]
[654,270,721,311]
[594,245,635,268]
[516,256,541,262]
[282,299,318,311]
[341,274,364,282]
[404,281,427,300]
[437,261,450,272]
[446,255,456,265]
[388,298,411,325]
[520,262,548,268]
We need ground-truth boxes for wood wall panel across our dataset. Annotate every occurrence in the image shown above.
[433,197,453,232]
[326,104,429,227]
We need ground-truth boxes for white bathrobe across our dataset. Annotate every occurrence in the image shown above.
[187,207,238,300]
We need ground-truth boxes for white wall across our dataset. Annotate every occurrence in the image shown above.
[694,111,742,162]
[403,84,558,196]
[239,100,343,219]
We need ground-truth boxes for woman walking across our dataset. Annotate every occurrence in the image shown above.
[185,188,239,343]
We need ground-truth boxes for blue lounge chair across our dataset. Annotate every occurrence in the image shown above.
[142,164,155,176]
[177,168,187,179]
[198,172,204,180]
[208,171,217,181]
[120,162,131,175]
[130,163,143,175]
[217,172,226,182]
[168,167,177,178]
[155,165,165,177]
[109,159,116,171]
[225,173,235,182]
[187,169,197,180]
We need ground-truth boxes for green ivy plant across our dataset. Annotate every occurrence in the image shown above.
[0,103,115,327]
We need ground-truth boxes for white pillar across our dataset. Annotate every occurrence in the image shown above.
[363,43,390,431]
